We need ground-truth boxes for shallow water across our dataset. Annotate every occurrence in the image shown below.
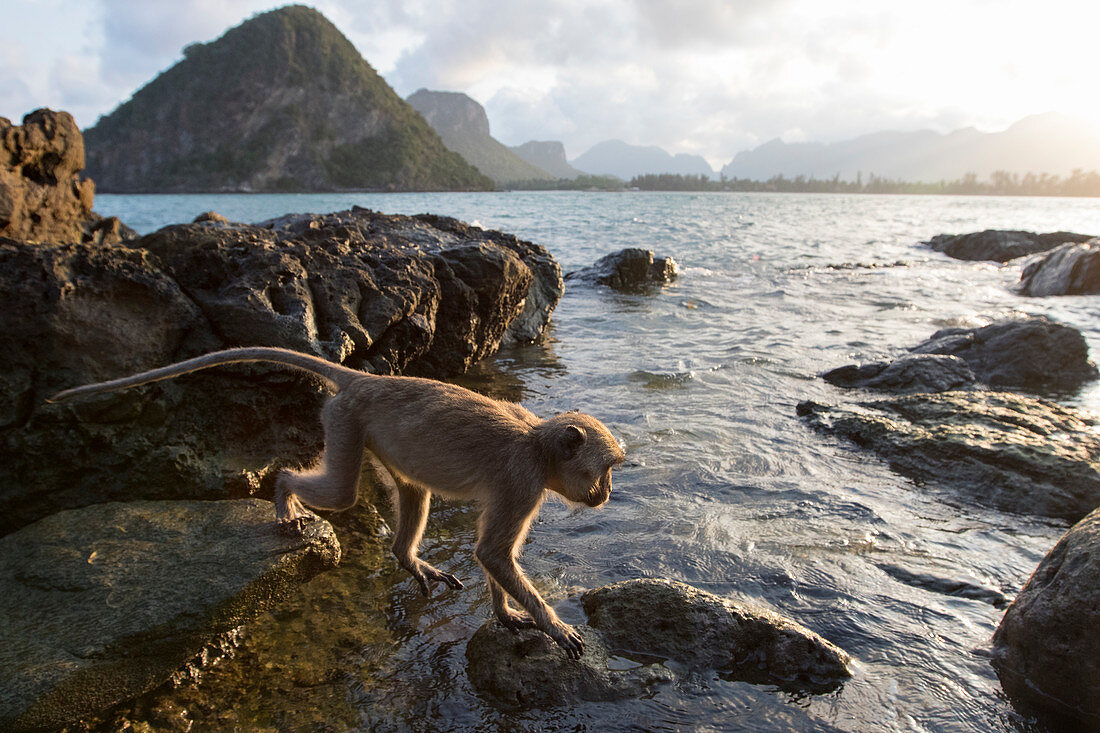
[97,192,1100,731]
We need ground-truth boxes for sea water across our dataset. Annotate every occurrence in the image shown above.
[96,191,1100,731]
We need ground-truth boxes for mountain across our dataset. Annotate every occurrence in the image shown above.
[722,113,1100,182]
[83,6,492,192]
[406,89,554,185]
[570,139,714,180]
[509,141,582,180]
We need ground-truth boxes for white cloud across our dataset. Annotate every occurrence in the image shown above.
[1,0,1097,165]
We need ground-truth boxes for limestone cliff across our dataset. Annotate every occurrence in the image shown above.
[407,89,554,186]
[83,6,492,193]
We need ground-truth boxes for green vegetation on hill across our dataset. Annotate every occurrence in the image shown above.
[84,5,492,192]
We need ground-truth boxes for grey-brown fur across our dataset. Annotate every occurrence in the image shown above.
[48,347,625,657]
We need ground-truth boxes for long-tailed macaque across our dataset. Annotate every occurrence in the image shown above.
[49,347,624,657]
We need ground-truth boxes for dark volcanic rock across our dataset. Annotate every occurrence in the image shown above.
[1016,239,1100,296]
[0,207,561,535]
[465,622,672,710]
[565,247,679,291]
[0,109,133,244]
[924,229,1093,263]
[910,315,1098,393]
[822,354,978,394]
[797,391,1100,522]
[583,579,851,691]
[0,499,340,733]
[992,507,1100,729]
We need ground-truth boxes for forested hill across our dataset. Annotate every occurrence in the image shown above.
[83,6,492,193]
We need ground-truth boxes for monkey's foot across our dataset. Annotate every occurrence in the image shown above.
[409,561,464,597]
[547,623,585,660]
[496,610,538,631]
[277,513,318,538]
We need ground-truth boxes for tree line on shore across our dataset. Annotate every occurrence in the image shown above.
[512,169,1100,196]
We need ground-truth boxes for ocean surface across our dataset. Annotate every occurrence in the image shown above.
[97,192,1100,731]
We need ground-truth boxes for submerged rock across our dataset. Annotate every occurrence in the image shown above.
[465,622,672,709]
[797,391,1100,523]
[0,208,562,535]
[876,561,1008,607]
[924,229,1093,263]
[992,507,1100,729]
[566,247,679,291]
[582,579,851,691]
[909,315,1098,393]
[1016,239,1100,296]
[0,499,340,732]
[0,109,133,245]
[822,353,978,394]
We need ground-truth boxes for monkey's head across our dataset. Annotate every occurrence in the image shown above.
[540,413,625,507]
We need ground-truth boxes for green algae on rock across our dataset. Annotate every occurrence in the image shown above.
[797,390,1100,522]
[0,499,340,732]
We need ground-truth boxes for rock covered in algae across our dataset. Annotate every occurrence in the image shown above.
[0,499,340,732]
[797,390,1100,523]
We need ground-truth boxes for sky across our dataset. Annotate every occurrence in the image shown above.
[2,0,1098,169]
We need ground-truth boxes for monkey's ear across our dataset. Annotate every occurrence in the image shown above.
[560,425,587,459]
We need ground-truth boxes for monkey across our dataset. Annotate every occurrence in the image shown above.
[48,347,625,658]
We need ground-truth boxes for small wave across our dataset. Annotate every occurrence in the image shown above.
[627,369,694,388]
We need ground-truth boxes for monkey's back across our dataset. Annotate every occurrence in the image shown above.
[345,374,544,500]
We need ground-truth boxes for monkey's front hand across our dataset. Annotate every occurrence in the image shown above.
[548,623,585,659]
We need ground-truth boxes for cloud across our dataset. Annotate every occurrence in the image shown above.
[2,0,1097,163]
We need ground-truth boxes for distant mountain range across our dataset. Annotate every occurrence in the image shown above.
[83,6,491,192]
[509,141,582,180]
[407,89,554,185]
[569,140,715,180]
[722,113,1100,182]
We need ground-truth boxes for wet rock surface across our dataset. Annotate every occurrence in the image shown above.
[0,109,133,245]
[992,507,1100,729]
[465,622,672,710]
[0,207,562,535]
[0,499,340,733]
[467,578,852,710]
[822,353,978,394]
[797,391,1100,523]
[924,229,1093,263]
[566,247,679,291]
[909,315,1098,393]
[582,579,851,691]
[1016,239,1100,296]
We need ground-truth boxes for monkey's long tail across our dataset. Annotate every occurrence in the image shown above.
[46,347,366,403]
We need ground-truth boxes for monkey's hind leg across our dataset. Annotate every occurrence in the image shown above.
[389,479,464,596]
[489,577,537,630]
[275,397,366,537]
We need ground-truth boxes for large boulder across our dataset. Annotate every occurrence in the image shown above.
[583,579,851,691]
[0,208,562,535]
[821,353,978,394]
[0,499,340,732]
[992,507,1100,729]
[909,315,1098,393]
[797,391,1100,522]
[924,229,1093,263]
[565,248,679,291]
[0,109,133,245]
[1016,239,1100,296]
[465,622,672,710]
